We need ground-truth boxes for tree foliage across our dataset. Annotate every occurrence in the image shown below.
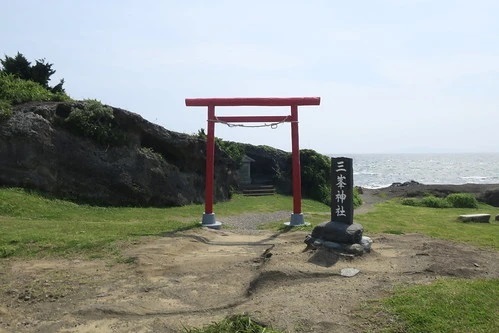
[283,149,363,208]
[0,52,65,93]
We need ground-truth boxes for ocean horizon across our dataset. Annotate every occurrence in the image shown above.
[330,153,499,189]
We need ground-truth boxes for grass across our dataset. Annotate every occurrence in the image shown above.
[0,188,329,258]
[0,188,200,258]
[356,199,499,250]
[183,314,281,333]
[215,193,329,216]
[371,278,499,333]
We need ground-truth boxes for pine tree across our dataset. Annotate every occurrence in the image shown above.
[0,52,65,93]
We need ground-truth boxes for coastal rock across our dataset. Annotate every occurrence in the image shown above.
[371,182,499,201]
[0,102,237,206]
[242,144,289,187]
[458,214,490,223]
[479,188,499,207]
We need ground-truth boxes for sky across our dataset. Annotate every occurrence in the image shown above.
[1,0,498,154]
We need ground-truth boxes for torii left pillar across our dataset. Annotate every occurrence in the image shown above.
[186,97,321,229]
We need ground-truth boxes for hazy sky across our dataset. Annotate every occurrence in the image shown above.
[1,0,498,154]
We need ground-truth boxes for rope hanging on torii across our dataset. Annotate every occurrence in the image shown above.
[185,97,321,229]
[210,115,292,129]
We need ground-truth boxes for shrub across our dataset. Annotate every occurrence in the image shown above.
[138,146,164,161]
[401,198,420,206]
[216,139,245,166]
[420,195,451,208]
[196,130,245,166]
[402,193,479,209]
[0,72,70,105]
[353,187,363,208]
[0,99,12,122]
[64,99,126,146]
[279,150,363,208]
[446,193,478,208]
[300,149,331,205]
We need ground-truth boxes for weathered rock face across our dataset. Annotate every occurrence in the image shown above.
[242,143,291,191]
[0,102,237,207]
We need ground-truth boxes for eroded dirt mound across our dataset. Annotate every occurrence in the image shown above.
[0,228,497,333]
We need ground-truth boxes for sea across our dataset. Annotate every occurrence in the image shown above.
[340,153,499,189]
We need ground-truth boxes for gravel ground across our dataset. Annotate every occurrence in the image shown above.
[220,211,291,231]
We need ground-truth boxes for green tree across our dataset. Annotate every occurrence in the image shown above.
[0,52,31,80]
[0,52,65,93]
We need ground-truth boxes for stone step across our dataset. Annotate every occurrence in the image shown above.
[458,214,490,223]
[241,185,276,196]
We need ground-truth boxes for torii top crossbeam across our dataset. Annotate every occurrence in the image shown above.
[186,96,321,228]
[186,97,320,107]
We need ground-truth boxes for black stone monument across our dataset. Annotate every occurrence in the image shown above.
[331,157,354,224]
[309,157,364,245]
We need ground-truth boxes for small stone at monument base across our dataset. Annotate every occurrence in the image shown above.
[304,234,371,256]
[313,239,323,247]
[311,221,364,244]
[341,268,360,277]
[360,236,373,252]
[458,214,490,223]
[343,243,364,256]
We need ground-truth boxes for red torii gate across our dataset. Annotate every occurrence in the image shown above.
[185,97,321,228]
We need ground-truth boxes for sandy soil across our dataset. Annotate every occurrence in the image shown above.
[0,185,498,333]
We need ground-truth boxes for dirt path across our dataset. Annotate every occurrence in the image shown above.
[1,225,497,333]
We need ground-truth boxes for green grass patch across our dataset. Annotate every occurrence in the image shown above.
[214,194,329,216]
[217,194,330,231]
[0,188,199,258]
[356,199,499,249]
[0,189,329,258]
[183,314,282,333]
[378,278,499,333]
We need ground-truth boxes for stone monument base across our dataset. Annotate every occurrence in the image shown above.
[310,221,363,244]
[305,235,373,255]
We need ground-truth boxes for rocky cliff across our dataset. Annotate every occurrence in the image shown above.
[0,101,237,206]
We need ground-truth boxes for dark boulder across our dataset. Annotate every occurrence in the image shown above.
[0,102,237,206]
